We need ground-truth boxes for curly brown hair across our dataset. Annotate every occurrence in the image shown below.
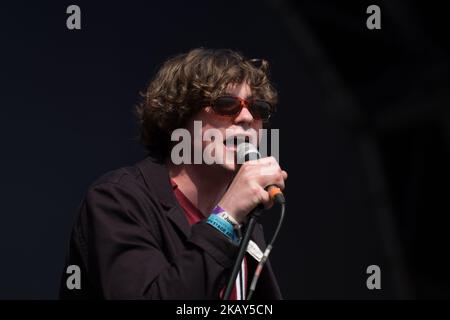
[135,48,278,157]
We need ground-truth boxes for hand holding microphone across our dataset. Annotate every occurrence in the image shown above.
[218,142,287,224]
[220,142,287,300]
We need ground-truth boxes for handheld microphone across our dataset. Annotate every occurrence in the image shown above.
[223,142,286,300]
[236,142,285,205]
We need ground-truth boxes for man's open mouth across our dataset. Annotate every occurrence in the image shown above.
[223,135,249,151]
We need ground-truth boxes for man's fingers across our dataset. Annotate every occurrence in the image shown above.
[260,188,274,209]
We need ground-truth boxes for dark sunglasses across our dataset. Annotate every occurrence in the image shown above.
[209,96,275,121]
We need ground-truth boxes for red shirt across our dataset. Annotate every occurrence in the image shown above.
[171,179,247,300]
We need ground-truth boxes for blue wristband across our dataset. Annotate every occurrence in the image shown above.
[206,213,236,241]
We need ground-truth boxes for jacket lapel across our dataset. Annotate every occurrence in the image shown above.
[136,154,191,239]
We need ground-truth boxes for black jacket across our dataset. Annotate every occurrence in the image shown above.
[59,154,282,299]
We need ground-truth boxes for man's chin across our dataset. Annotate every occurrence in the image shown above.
[215,160,238,173]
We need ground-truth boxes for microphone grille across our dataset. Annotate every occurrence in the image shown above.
[237,142,260,163]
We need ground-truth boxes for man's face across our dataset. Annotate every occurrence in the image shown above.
[186,82,263,172]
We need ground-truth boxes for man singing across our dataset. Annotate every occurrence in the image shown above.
[60,48,287,299]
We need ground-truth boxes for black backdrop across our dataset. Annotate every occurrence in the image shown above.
[1,1,449,299]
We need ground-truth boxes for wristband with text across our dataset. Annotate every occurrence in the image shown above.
[212,205,242,229]
[206,213,236,241]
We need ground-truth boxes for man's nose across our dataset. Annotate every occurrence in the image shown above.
[233,106,254,124]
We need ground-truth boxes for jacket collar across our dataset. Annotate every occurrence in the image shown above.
[136,153,191,239]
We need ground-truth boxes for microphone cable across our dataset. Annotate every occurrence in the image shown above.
[246,200,286,300]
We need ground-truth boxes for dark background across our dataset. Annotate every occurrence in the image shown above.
[1,1,449,299]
